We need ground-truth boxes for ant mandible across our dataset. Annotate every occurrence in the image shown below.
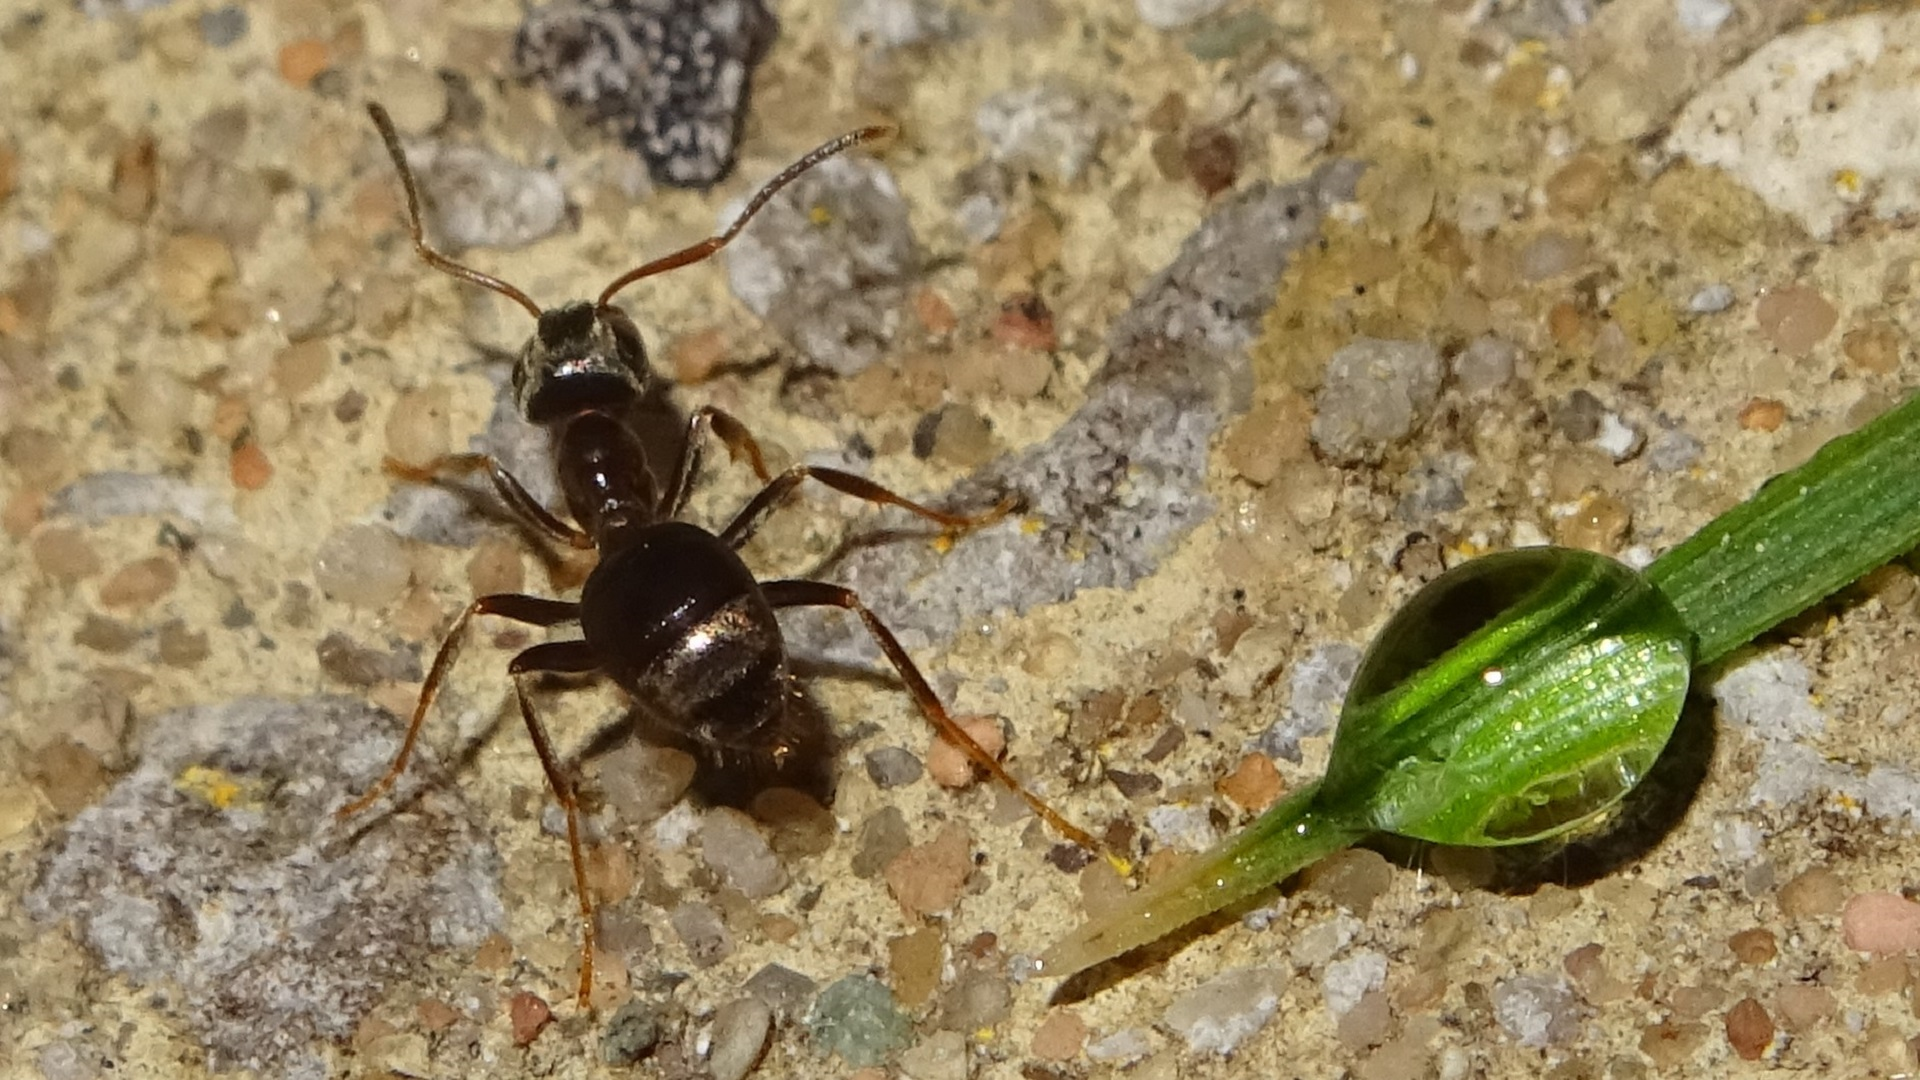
[337,103,1102,1008]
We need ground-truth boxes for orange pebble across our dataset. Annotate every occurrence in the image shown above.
[230,440,273,490]
[926,715,1005,789]
[278,39,330,87]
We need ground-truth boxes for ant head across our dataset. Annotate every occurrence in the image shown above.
[513,301,652,423]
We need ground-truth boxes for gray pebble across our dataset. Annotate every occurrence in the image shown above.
[708,997,774,1080]
[975,84,1104,182]
[1135,0,1228,30]
[670,901,734,967]
[1454,335,1520,395]
[198,5,247,47]
[744,963,819,1020]
[1688,282,1735,313]
[851,805,911,878]
[1160,967,1284,1056]
[841,0,956,48]
[809,975,912,1068]
[1492,974,1583,1048]
[598,998,664,1066]
[1310,338,1443,465]
[863,746,924,788]
[699,808,788,899]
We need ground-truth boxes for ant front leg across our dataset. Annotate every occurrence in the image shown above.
[719,462,1023,551]
[761,579,1102,855]
[663,406,777,520]
[385,453,595,550]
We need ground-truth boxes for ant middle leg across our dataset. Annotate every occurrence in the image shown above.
[761,579,1102,855]
[385,453,594,550]
[503,640,605,1008]
[337,593,581,819]
[719,463,1023,551]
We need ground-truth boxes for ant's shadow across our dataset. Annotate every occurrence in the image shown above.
[571,677,845,810]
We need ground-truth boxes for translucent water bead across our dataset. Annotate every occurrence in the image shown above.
[1328,546,1694,846]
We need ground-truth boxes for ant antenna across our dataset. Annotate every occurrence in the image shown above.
[367,102,545,320]
[595,126,893,308]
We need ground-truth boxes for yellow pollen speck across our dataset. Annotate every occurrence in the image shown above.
[808,204,832,226]
[1020,516,1043,535]
[932,534,955,554]
[175,764,247,810]
[1833,168,1861,194]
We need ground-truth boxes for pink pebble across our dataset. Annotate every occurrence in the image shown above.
[926,716,1006,789]
[1841,892,1920,954]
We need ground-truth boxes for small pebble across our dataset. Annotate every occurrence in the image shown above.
[1842,321,1901,375]
[864,746,924,788]
[198,5,247,47]
[1136,0,1228,29]
[157,621,211,667]
[898,1031,967,1080]
[1300,849,1393,917]
[1772,984,1835,1031]
[1492,974,1580,1048]
[1086,1027,1153,1065]
[1545,154,1612,216]
[671,901,734,967]
[312,523,412,607]
[1518,232,1588,280]
[1160,967,1283,1056]
[278,39,330,87]
[1640,1021,1708,1067]
[810,975,912,1068]
[597,743,696,823]
[508,990,552,1047]
[1310,338,1444,465]
[852,806,912,879]
[888,927,944,1008]
[1183,126,1239,198]
[1727,928,1777,965]
[975,84,1103,183]
[32,526,102,582]
[744,963,818,1020]
[699,808,788,899]
[708,997,773,1080]
[229,442,273,491]
[28,740,109,817]
[97,555,179,609]
[1336,989,1392,1050]
[884,823,971,917]
[1723,997,1773,1060]
[1754,284,1837,356]
[1031,1008,1087,1061]
[1216,752,1282,812]
[385,385,453,468]
[937,969,1012,1032]
[990,293,1057,351]
[1454,335,1519,395]
[154,232,235,325]
[1738,397,1786,432]
[1842,891,1920,954]
[925,716,1005,789]
[749,787,835,858]
[1779,866,1845,917]
[599,998,663,1065]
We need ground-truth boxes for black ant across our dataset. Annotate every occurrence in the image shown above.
[336,103,1102,1007]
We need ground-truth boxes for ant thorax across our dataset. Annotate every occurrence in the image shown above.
[513,301,654,424]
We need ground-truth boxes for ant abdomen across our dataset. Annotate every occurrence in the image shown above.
[580,523,787,749]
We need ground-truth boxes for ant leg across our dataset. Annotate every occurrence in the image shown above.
[336,593,580,820]
[762,579,1102,854]
[504,640,604,1009]
[719,465,1022,551]
[385,453,595,550]
[663,406,776,520]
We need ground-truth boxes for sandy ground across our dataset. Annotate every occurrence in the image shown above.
[4,0,1920,1077]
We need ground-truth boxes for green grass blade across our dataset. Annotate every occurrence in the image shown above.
[1647,391,1920,665]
